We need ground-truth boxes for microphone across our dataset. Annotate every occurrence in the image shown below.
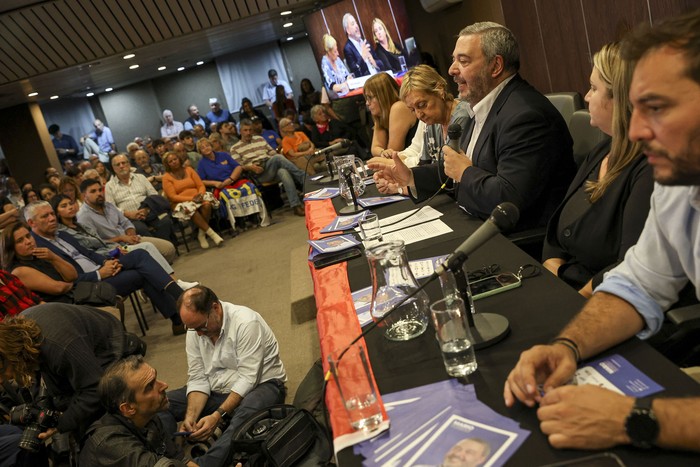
[446,123,462,153]
[436,202,520,274]
[314,139,351,156]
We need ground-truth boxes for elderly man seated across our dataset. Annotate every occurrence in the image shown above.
[227,119,306,217]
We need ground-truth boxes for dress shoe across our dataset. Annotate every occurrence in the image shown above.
[172,323,187,336]
[293,205,305,217]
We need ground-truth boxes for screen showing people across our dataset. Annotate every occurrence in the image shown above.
[304,0,420,98]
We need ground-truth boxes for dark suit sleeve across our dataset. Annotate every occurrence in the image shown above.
[343,41,362,77]
[458,108,566,219]
[57,233,104,282]
[591,159,654,287]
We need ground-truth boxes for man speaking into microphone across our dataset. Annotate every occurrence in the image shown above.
[370,22,575,231]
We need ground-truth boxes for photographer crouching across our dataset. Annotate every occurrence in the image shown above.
[0,303,146,465]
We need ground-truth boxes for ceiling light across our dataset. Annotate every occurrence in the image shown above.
[86,92,94,97]
[129,64,139,69]
[287,37,293,41]
[196,61,204,66]
[281,10,292,15]
[158,66,166,71]
[27,92,38,97]
[283,22,293,28]
[105,87,113,92]
[177,66,185,71]
[50,95,59,100]
[123,54,135,59]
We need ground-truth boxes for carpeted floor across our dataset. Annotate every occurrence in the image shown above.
[127,207,320,403]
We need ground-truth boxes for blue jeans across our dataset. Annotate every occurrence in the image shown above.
[159,380,286,467]
[259,155,305,207]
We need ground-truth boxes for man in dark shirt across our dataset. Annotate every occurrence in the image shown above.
[48,124,82,167]
[81,356,195,466]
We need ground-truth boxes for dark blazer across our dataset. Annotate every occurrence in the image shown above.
[542,138,654,290]
[33,231,105,282]
[412,75,576,231]
[343,39,384,77]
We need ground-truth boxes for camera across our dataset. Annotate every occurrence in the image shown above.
[9,387,60,452]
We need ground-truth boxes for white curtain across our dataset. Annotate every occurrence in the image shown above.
[40,98,96,141]
[216,45,289,110]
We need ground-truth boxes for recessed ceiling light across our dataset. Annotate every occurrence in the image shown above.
[27,92,38,97]
[105,87,113,92]
[129,64,139,69]
[177,66,185,71]
[196,61,204,66]
[281,10,292,15]
[123,54,135,59]
[158,66,166,71]
[283,22,293,28]
[50,95,59,100]
[287,37,293,41]
[86,92,94,97]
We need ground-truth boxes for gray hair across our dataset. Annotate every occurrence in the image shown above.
[24,200,51,222]
[310,105,326,120]
[239,118,253,128]
[342,13,355,34]
[459,22,520,73]
[162,109,173,119]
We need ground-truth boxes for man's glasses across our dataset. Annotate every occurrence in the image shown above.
[186,311,211,333]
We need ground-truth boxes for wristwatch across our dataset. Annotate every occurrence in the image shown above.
[625,397,659,448]
[216,407,229,419]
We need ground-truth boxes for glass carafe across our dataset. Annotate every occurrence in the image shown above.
[366,241,429,341]
[334,154,365,204]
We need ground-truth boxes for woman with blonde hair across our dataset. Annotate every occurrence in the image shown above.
[372,18,408,73]
[542,41,653,297]
[320,34,352,95]
[363,72,417,158]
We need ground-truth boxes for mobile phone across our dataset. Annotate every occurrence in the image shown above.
[470,272,521,300]
[312,247,362,269]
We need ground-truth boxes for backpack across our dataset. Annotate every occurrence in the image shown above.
[229,404,332,467]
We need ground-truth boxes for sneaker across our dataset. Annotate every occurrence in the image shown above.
[176,279,199,291]
[293,205,305,217]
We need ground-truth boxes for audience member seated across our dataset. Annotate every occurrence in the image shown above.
[0,268,42,319]
[93,160,112,185]
[239,97,274,131]
[0,192,20,230]
[58,176,83,207]
[3,177,25,210]
[174,140,201,169]
[39,183,57,202]
[21,187,40,206]
[262,69,293,109]
[229,120,306,217]
[272,85,297,123]
[208,132,228,154]
[252,116,281,149]
[309,104,367,159]
[80,356,196,466]
[2,222,78,303]
[48,124,82,167]
[160,109,184,138]
[192,124,207,141]
[52,195,196,289]
[298,78,321,124]
[183,105,211,133]
[24,201,187,334]
[105,154,174,242]
[364,72,418,158]
[542,42,653,297]
[126,141,140,163]
[47,172,61,189]
[161,150,224,249]
[218,121,240,149]
[279,117,318,174]
[82,168,101,181]
[77,179,177,264]
[83,119,116,163]
[321,34,352,96]
[371,22,575,231]
[206,97,236,126]
[134,148,165,192]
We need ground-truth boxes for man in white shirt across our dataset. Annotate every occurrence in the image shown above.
[161,286,287,467]
[262,69,293,108]
[161,109,184,138]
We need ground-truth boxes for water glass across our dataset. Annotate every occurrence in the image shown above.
[359,212,383,247]
[430,297,477,377]
[328,345,383,432]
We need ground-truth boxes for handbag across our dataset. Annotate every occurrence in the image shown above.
[73,281,117,307]
[229,404,332,467]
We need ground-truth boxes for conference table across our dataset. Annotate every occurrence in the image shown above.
[304,180,700,466]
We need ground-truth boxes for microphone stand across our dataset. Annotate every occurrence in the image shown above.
[449,258,510,349]
[316,150,337,184]
[338,167,364,214]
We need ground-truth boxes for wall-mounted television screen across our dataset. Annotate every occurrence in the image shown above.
[303,0,421,99]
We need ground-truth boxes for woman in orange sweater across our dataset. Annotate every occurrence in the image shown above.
[162,151,224,249]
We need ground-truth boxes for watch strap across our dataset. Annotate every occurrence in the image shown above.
[626,397,658,449]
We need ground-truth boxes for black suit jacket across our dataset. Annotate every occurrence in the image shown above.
[343,39,384,77]
[33,231,105,282]
[542,139,653,289]
[413,75,576,231]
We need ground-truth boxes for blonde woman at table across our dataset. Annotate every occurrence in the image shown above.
[364,72,417,159]
[321,34,352,95]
